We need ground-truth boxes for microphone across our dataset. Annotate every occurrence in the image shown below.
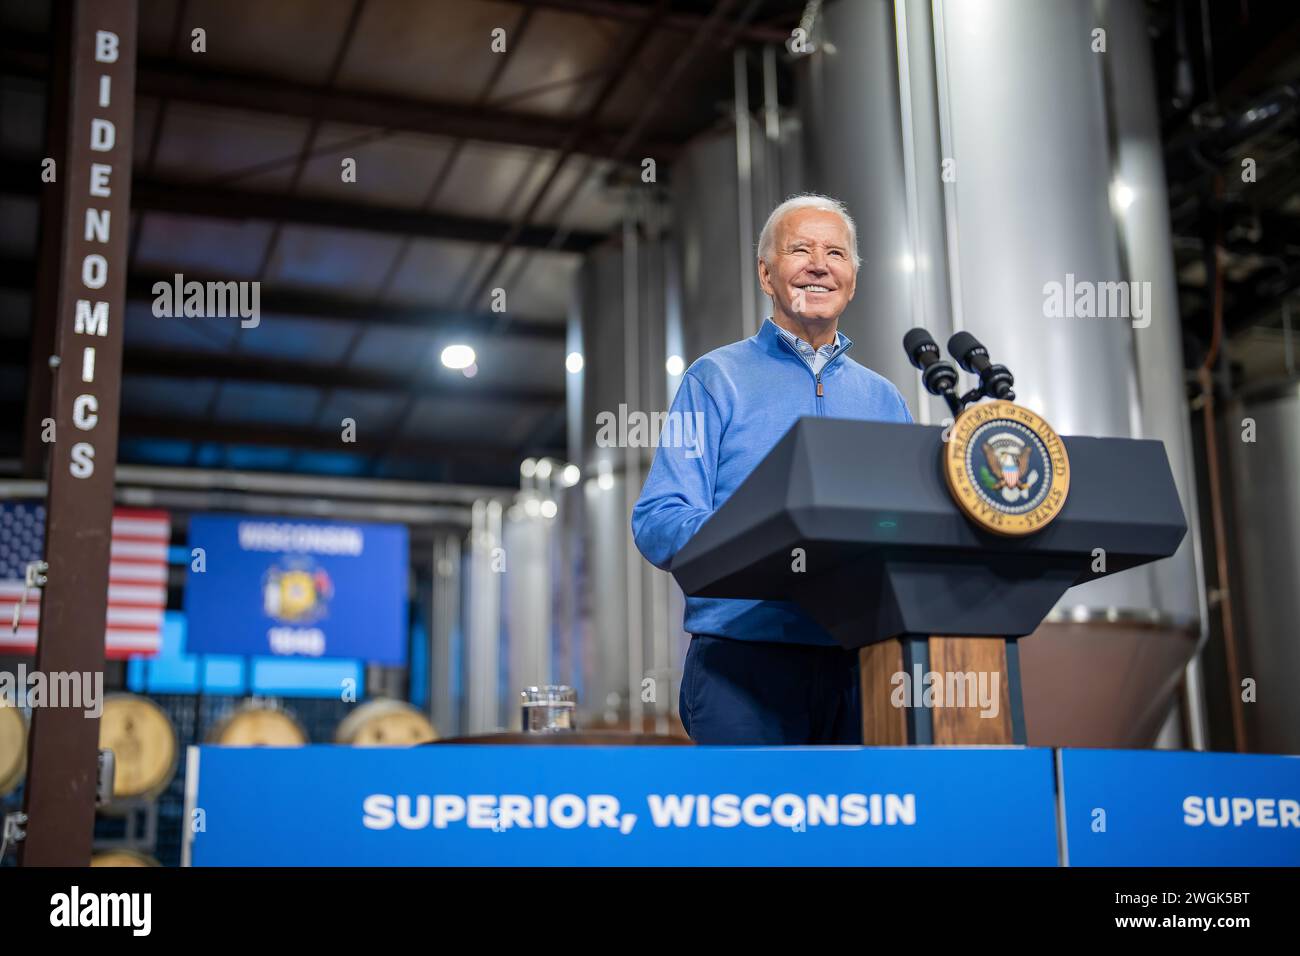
[903,328,963,417]
[946,331,1015,402]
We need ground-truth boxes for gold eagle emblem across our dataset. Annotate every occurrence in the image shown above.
[982,441,1033,490]
[943,400,1070,536]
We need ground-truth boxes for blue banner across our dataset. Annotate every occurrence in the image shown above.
[186,745,1059,866]
[1059,749,1300,866]
[184,515,408,664]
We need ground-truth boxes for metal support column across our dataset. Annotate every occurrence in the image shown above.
[21,0,137,866]
[429,530,462,738]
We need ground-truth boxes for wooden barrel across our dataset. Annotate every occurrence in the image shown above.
[208,701,308,746]
[98,694,178,805]
[335,699,437,746]
[91,849,161,867]
[0,701,27,796]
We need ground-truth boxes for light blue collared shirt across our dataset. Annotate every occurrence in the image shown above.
[770,319,849,375]
[632,316,914,645]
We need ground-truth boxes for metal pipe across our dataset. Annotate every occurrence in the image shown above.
[465,499,502,733]
[1,477,475,526]
[113,464,508,503]
[647,193,672,736]
[761,43,781,214]
[1183,419,1215,751]
[1284,298,1296,378]
[429,531,462,737]
[733,46,757,338]
[1197,177,1248,752]
[623,199,644,732]
[931,0,964,342]
[892,0,930,422]
[116,487,473,526]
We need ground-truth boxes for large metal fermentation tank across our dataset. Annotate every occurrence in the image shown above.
[462,498,503,733]
[797,0,946,423]
[454,481,582,735]
[502,499,553,726]
[1224,384,1300,754]
[793,0,1204,745]
[571,213,682,732]
[672,110,802,361]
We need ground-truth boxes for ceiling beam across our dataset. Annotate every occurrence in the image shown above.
[0,338,563,403]
[0,158,605,253]
[0,257,568,341]
[121,346,564,404]
[130,177,607,252]
[0,401,558,468]
[1,33,681,162]
[507,0,795,44]
[117,412,554,464]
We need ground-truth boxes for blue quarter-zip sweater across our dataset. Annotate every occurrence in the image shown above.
[631,317,914,646]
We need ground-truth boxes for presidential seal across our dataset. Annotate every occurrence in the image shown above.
[943,400,1069,536]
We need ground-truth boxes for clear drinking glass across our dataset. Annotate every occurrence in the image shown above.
[520,685,576,733]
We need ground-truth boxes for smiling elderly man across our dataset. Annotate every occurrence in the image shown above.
[632,194,913,746]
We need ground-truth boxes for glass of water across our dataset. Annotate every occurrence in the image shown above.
[521,685,576,733]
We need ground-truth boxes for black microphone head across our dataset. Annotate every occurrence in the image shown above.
[946,330,981,359]
[903,327,939,369]
[947,330,987,372]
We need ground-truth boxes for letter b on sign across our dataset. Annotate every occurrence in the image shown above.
[95,31,119,63]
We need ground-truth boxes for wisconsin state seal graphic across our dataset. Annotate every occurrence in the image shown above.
[943,400,1070,536]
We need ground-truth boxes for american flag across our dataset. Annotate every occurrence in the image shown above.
[0,503,170,658]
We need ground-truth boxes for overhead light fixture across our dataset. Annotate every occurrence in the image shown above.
[1111,180,1135,213]
[520,458,537,478]
[561,464,581,487]
[666,355,685,376]
[540,500,558,519]
[566,352,584,374]
[441,344,476,370]
[535,459,553,480]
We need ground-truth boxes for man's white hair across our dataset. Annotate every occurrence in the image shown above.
[756,193,860,269]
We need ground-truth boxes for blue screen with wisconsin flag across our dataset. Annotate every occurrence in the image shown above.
[184,514,408,664]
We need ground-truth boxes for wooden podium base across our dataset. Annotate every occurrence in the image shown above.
[859,636,1026,745]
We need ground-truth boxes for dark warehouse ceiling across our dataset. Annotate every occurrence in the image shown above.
[1149,0,1300,385]
[0,0,809,486]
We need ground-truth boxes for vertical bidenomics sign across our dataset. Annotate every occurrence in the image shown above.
[24,0,136,866]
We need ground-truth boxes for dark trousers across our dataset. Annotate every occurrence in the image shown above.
[679,634,862,745]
